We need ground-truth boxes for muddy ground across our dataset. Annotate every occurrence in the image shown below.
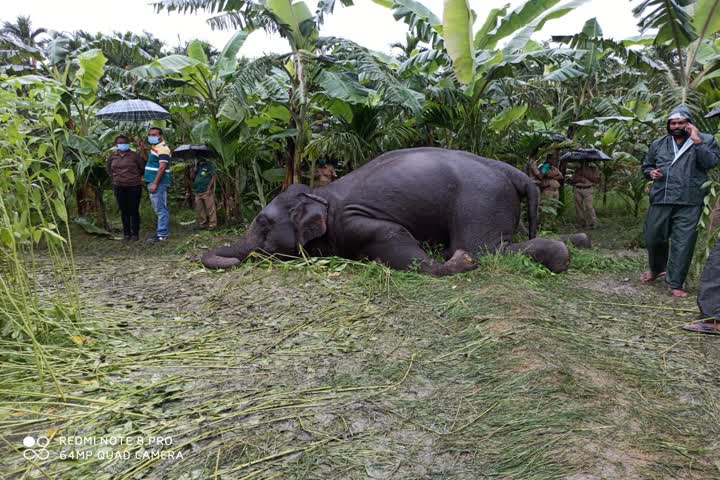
[2,218,720,479]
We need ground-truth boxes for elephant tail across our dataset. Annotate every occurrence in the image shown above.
[525,179,538,240]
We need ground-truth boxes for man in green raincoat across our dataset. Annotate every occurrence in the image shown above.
[641,105,720,297]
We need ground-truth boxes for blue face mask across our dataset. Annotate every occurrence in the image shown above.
[148,136,160,144]
[117,143,130,151]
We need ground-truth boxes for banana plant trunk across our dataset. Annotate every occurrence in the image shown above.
[283,51,308,189]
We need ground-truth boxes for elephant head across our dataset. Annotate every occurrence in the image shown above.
[201,184,328,269]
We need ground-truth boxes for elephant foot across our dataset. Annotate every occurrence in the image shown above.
[432,249,477,276]
[558,233,592,249]
[506,239,570,273]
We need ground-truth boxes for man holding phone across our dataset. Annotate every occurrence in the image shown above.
[640,105,720,297]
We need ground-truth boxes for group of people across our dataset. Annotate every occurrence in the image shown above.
[527,105,720,332]
[529,154,601,229]
[106,126,217,243]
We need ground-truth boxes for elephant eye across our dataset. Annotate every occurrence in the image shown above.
[255,215,272,229]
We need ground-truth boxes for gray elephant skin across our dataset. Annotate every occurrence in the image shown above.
[202,148,570,275]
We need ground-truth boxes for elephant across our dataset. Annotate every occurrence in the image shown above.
[202,148,570,275]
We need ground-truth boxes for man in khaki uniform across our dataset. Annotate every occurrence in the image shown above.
[528,159,543,190]
[535,157,563,201]
[570,162,601,228]
[314,159,337,187]
[193,158,217,229]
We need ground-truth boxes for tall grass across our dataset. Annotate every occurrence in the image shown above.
[0,79,81,394]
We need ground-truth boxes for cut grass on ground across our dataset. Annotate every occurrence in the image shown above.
[2,234,719,479]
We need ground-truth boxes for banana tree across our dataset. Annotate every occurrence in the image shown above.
[632,0,720,118]
[0,33,43,74]
[376,0,589,157]
[132,31,271,222]
[375,0,587,89]
[33,47,110,226]
[153,0,353,188]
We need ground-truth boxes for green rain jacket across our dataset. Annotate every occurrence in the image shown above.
[641,105,720,206]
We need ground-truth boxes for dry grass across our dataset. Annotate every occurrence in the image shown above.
[1,234,719,479]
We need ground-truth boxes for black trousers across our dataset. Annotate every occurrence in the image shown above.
[113,185,141,237]
[644,204,702,289]
[698,238,720,320]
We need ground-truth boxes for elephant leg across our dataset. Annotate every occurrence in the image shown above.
[505,239,570,273]
[449,218,515,258]
[557,233,592,249]
[357,221,476,276]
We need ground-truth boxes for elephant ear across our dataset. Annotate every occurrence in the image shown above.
[290,193,328,245]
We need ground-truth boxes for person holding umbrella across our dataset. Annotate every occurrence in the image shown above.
[569,161,601,229]
[143,126,172,243]
[95,100,173,243]
[640,105,720,297]
[193,154,217,230]
[106,135,145,241]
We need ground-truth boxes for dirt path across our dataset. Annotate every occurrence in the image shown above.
[3,245,720,479]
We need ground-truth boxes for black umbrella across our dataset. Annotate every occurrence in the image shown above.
[96,99,170,122]
[560,148,612,162]
[705,106,720,119]
[173,144,214,160]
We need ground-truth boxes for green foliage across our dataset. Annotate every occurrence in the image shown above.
[442,0,474,84]
[615,166,650,218]
[567,246,642,273]
[477,251,553,278]
[0,76,80,394]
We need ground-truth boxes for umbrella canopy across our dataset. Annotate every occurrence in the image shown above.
[705,106,720,119]
[560,148,612,162]
[173,144,214,160]
[96,99,170,122]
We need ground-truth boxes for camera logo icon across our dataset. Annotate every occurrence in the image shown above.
[22,436,50,460]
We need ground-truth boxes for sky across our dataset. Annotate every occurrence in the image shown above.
[1,0,644,57]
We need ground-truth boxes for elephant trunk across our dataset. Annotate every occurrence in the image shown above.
[526,179,539,240]
[201,236,256,269]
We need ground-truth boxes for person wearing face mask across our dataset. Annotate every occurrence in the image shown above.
[143,126,172,243]
[640,105,720,297]
[106,135,145,241]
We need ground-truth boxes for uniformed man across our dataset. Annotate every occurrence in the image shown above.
[640,105,720,297]
[314,159,337,187]
[193,157,217,229]
[532,156,563,201]
[569,162,601,228]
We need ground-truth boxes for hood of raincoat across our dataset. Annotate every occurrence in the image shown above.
[666,104,695,134]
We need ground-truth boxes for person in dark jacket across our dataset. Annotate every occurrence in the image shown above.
[681,238,720,334]
[640,105,720,297]
[107,135,145,241]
